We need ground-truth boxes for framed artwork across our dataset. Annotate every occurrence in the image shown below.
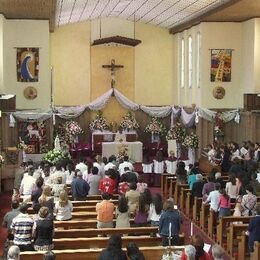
[18,121,48,154]
[210,49,232,82]
[16,47,39,82]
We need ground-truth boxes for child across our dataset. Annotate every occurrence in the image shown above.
[153,151,165,174]
[142,154,153,173]
[165,151,177,174]
[136,176,148,194]
[218,188,231,217]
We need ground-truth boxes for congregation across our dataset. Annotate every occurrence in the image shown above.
[2,138,260,260]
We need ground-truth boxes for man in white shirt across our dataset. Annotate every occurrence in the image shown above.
[104,156,117,172]
[205,183,221,212]
[118,155,134,176]
[51,162,66,185]
[75,157,88,174]
[19,166,36,201]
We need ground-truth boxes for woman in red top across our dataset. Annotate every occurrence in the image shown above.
[118,174,129,195]
[218,188,231,217]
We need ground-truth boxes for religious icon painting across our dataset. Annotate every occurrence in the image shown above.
[16,47,39,82]
[210,49,232,82]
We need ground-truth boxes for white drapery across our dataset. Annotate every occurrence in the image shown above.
[7,88,240,126]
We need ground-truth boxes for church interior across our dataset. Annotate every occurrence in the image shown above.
[0,0,260,259]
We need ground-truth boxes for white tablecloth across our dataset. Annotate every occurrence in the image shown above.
[102,142,143,162]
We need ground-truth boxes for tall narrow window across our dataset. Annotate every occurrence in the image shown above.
[196,32,201,88]
[188,36,192,88]
[181,38,185,88]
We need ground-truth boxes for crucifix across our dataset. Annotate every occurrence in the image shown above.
[102,59,124,88]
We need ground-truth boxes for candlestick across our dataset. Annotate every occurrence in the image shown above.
[169,222,172,238]
[191,222,193,236]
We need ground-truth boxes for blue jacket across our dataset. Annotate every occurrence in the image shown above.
[71,177,90,199]
[248,215,260,248]
[159,210,181,237]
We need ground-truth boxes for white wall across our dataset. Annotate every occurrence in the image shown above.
[0,15,4,93]
[200,22,243,108]
[3,18,50,109]
[254,18,260,93]
[242,19,255,93]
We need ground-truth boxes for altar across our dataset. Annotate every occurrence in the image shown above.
[92,130,137,153]
[102,141,143,162]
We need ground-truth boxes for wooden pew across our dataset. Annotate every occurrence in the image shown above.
[27,199,118,207]
[185,192,193,218]
[53,236,162,250]
[207,209,217,239]
[199,203,210,231]
[20,246,186,260]
[226,224,248,257]
[237,231,248,260]
[167,176,176,199]
[180,187,191,213]
[192,197,202,223]
[174,183,188,206]
[161,173,174,197]
[28,205,98,214]
[54,227,158,238]
[216,216,252,246]
[251,242,260,260]
[54,219,135,229]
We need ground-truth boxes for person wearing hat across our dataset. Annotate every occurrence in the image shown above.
[10,203,34,251]
[71,169,90,201]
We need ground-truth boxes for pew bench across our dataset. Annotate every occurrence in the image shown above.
[54,236,161,250]
[54,219,135,229]
[20,246,186,260]
[216,216,252,246]
[226,224,248,257]
[54,227,159,238]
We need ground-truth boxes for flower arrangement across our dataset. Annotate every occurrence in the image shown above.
[144,117,166,136]
[43,149,71,164]
[183,132,199,149]
[65,121,83,136]
[0,154,4,167]
[117,144,129,161]
[166,123,186,142]
[89,111,109,132]
[119,111,139,131]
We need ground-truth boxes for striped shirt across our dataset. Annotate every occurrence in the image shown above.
[10,213,34,245]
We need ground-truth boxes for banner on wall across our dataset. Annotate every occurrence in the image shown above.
[16,47,39,82]
[210,49,232,82]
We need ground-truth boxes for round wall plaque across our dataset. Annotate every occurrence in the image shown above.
[213,86,225,99]
[24,86,37,100]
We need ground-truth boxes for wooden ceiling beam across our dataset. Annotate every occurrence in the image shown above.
[169,0,243,34]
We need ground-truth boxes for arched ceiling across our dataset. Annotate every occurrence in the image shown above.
[0,0,260,33]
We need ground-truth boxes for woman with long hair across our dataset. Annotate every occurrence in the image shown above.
[116,196,130,228]
[54,190,73,221]
[148,193,163,226]
[99,234,127,260]
[38,186,54,218]
[218,188,231,217]
[134,193,149,227]
[225,174,238,202]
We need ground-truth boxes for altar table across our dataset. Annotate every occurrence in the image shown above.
[102,141,143,162]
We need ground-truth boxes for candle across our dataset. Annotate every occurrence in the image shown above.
[169,223,172,238]
[191,222,193,236]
